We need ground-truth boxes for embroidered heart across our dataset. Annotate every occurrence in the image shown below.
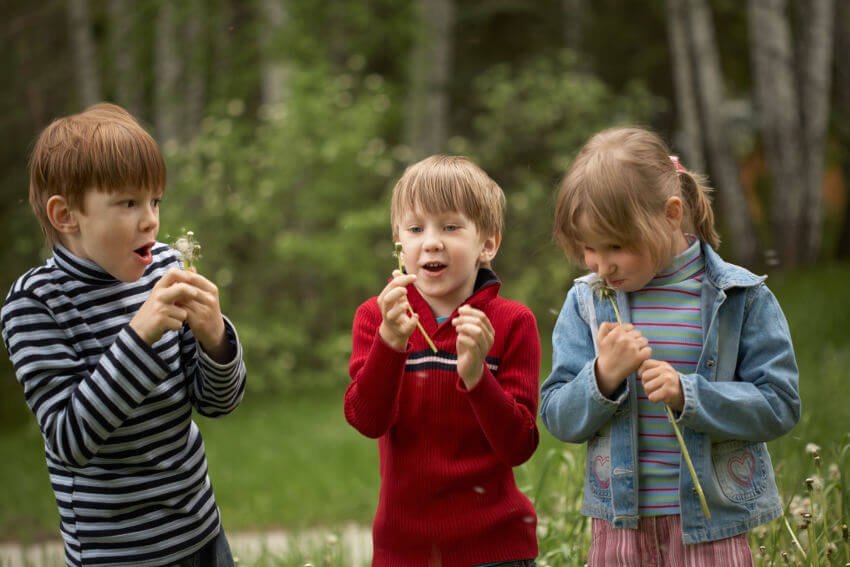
[727,451,756,487]
[593,455,611,489]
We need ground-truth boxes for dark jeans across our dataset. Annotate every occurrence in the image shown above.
[171,529,234,567]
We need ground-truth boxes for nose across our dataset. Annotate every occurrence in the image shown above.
[423,226,444,251]
[595,254,615,278]
[140,203,159,232]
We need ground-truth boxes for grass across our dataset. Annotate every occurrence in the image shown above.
[1,262,849,565]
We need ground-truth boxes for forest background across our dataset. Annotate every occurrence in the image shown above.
[1,0,849,564]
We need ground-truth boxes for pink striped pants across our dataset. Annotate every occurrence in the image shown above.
[587,516,753,567]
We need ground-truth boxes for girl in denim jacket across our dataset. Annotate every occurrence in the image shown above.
[540,127,800,566]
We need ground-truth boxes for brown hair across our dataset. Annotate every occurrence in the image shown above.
[553,127,719,268]
[28,102,166,246]
[390,155,505,239]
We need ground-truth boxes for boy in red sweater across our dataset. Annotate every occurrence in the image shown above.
[345,155,540,566]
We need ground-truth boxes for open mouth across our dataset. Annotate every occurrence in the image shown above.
[134,243,154,262]
[422,262,446,273]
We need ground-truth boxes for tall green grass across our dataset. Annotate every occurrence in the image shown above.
[1,262,848,566]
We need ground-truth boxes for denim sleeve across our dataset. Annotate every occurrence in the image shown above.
[678,284,800,442]
[540,286,626,443]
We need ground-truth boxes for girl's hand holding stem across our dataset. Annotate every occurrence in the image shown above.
[595,321,651,397]
[378,270,419,351]
[639,359,685,412]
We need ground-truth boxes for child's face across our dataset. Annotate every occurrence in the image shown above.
[396,208,498,317]
[580,230,657,293]
[65,187,162,282]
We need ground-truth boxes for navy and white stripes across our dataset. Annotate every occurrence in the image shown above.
[1,243,246,566]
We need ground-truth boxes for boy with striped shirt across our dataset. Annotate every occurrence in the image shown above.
[1,103,246,566]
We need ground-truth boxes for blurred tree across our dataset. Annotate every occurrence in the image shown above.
[155,1,180,144]
[666,0,706,173]
[259,0,290,107]
[835,0,850,259]
[681,0,759,266]
[748,0,834,267]
[66,0,101,106]
[406,0,454,158]
[107,0,144,118]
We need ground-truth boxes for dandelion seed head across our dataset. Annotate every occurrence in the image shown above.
[829,463,840,481]
[172,230,201,269]
[805,443,820,456]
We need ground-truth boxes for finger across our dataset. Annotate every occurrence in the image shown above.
[180,271,218,294]
[158,282,199,304]
[156,268,191,288]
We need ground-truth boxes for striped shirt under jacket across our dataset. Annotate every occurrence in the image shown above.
[1,243,246,566]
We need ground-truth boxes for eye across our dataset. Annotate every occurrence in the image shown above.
[152,198,162,208]
[583,245,595,253]
[124,199,137,208]
[408,225,423,234]
[444,224,459,232]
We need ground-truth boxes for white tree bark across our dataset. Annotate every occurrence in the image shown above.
[405,0,454,159]
[684,0,758,266]
[107,0,142,117]
[665,0,705,173]
[155,1,180,145]
[748,0,833,266]
[259,0,290,108]
[797,0,834,259]
[66,0,101,107]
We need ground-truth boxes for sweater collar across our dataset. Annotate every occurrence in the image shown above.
[52,244,121,286]
[407,267,501,325]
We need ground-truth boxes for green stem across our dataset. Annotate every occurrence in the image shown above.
[783,515,807,559]
[395,245,438,353]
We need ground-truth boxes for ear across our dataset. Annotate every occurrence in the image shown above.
[664,196,684,228]
[46,195,80,235]
[479,232,502,264]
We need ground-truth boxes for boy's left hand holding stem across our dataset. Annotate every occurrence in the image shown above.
[453,305,495,390]
[639,359,685,412]
[179,267,233,364]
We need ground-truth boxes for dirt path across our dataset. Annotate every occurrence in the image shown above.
[0,523,372,567]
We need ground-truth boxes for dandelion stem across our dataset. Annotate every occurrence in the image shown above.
[604,292,710,519]
[394,243,438,353]
[783,515,807,559]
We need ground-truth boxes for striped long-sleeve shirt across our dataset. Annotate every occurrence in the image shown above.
[1,243,246,566]
[630,238,704,516]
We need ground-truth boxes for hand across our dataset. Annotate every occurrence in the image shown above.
[452,305,494,389]
[130,269,198,345]
[595,322,651,397]
[639,359,685,412]
[378,270,418,351]
[180,270,231,363]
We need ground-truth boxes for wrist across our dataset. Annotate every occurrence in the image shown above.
[379,322,408,352]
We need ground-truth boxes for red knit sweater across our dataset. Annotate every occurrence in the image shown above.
[345,270,540,566]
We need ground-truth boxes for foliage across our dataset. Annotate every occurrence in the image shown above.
[161,63,402,392]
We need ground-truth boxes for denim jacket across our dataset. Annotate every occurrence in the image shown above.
[540,243,800,544]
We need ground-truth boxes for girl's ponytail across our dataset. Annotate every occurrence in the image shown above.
[679,169,720,250]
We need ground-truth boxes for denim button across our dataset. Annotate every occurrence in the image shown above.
[706,359,715,368]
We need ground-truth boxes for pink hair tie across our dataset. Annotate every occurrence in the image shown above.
[669,155,687,173]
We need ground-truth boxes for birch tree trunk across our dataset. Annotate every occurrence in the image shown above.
[184,0,206,142]
[259,0,289,107]
[155,1,180,145]
[834,0,850,259]
[665,0,706,174]
[107,0,142,118]
[66,0,101,107]
[748,0,834,266]
[405,0,454,159]
[797,0,834,259]
[684,0,758,266]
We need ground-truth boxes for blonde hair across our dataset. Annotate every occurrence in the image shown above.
[553,127,719,267]
[28,102,166,247]
[390,155,505,239]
